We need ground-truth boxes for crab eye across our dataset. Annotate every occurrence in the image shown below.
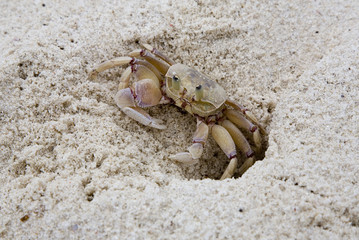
[195,84,203,101]
[172,75,180,90]
[173,75,179,81]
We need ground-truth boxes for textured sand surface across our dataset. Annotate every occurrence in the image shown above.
[1,0,359,239]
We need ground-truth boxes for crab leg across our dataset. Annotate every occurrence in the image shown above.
[129,49,170,75]
[170,120,209,164]
[221,120,255,176]
[226,99,266,134]
[89,57,132,79]
[89,55,163,81]
[211,124,238,180]
[140,43,176,66]
[225,109,262,151]
[238,157,255,176]
[221,120,254,158]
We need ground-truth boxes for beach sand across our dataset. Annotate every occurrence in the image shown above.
[1,0,358,239]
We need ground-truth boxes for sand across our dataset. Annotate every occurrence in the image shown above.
[1,0,359,239]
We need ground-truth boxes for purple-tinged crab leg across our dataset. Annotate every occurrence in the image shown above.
[221,120,254,158]
[226,99,266,135]
[140,43,176,66]
[225,109,262,151]
[129,49,170,75]
[211,124,238,180]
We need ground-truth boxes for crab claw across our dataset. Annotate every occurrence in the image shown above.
[122,107,166,129]
[115,87,166,129]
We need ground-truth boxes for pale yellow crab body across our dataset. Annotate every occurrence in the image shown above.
[90,43,265,179]
[165,64,227,117]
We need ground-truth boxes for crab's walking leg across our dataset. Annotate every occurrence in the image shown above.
[140,43,176,66]
[130,49,171,74]
[238,157,255,176]
[211,125,238,180]
[221,120,254,158]
[170,120,209,164]
[221,120,255,176]
[226,99,266,135]
[89,57,132,79]
[225,109,262,151]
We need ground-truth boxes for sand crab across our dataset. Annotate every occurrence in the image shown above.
[90,43,265,179]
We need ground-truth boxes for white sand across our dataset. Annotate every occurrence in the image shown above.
[1,0,359,239]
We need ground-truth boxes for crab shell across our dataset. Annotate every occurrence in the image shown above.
[165,64,227,117]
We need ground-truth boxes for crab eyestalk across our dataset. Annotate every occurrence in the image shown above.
[172,75,181,90]
[195,84,203,101]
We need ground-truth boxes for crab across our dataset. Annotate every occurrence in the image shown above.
[89,43,265,179]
